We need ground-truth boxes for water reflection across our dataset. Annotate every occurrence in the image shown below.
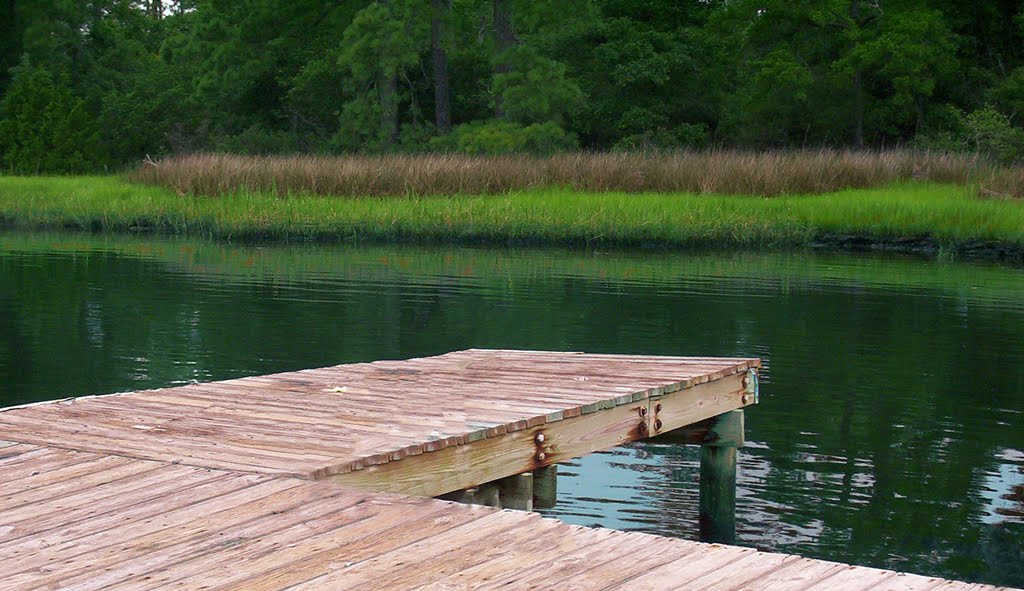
[0,232,1021,586]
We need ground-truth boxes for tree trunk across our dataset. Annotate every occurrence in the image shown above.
[492,0,516,119]
[379,70,400,146]
[850,0,864,149]
[431,0,452,132]
[852,69,864,148]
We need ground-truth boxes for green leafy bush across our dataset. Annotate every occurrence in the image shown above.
[915,106,1024,164]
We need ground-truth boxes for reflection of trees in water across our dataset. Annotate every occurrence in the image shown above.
[1,241,1022,585]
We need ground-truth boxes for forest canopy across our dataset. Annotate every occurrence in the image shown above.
[1,0,1023,173]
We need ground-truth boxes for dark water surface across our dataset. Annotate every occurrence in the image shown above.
[1,232,1022,586]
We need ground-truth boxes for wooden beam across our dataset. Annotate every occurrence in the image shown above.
[330,371,749,498]
[650,409,745,447]
[331,397,647,497]
[649,372,751,437]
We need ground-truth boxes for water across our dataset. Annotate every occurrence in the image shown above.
[1,232,1022,586]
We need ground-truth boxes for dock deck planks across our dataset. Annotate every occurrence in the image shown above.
[0,443,1011,591]
[0,350,1015,591]
[0,350,759,495]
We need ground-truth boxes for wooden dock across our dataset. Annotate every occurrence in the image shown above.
[0,350,1014,590]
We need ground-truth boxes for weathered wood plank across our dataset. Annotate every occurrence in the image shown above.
[0,446,1011,591]
[0,351,756,481]
[0,351,1008,591]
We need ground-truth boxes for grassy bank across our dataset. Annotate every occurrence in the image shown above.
[1,176,1022,259]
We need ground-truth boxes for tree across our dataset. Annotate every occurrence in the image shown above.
[839,7,958,139]
[0,61,107,173]
[491,0,517,118]
[336,0,429,150]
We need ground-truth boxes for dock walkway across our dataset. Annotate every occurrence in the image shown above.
[0,350,1014,590]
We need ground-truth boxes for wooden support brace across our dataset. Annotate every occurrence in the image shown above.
[532,464,557,509]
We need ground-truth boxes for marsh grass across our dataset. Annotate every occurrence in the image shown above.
[128,150,999,198]
[2,177,1022,258]
[977,167,1024,200]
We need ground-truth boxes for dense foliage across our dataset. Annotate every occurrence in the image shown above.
[1,0,1023,172]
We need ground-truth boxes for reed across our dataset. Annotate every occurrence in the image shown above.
[127,150,999,198]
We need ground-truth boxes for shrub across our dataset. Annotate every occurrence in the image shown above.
[915,106,1024,164]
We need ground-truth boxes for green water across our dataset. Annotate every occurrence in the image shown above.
[1,232,1022,586]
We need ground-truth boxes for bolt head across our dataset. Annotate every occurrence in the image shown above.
[535,432,545,444]
[537,452,546,461]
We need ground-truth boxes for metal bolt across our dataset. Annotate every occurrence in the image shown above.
[535,432,545,444]
[741,394,749,404]
[655,403,662,413]
[639,406,647,417]
[537,451,546,461]
[654,418,663,431]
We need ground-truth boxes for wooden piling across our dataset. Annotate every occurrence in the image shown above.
[498,472,534,511]
[696,410,743,544]
[533,464,558,509]
[439,482,501,507]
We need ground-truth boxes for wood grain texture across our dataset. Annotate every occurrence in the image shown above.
[0,350,758,482]
[0,443,1011,591]
[0,352,1011,591]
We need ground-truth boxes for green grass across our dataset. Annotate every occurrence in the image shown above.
[1,175,1022,257]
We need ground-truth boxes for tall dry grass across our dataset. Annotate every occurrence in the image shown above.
[977,167,1024,200]
[128,150,1002,198]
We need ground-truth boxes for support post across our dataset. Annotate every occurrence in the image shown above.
[437,481,500,507]
[497,472,533,511]
[532,464,557,509]
[696,409,743,544]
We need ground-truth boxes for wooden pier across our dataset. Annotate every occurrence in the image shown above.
[0,350,1014,590]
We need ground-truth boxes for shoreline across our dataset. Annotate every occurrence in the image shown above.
[3,220,1022,265]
